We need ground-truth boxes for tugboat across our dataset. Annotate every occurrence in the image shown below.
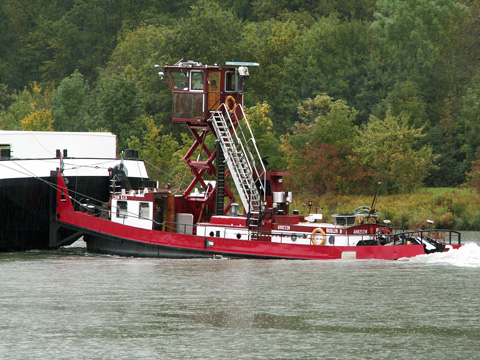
[50,61,461,259]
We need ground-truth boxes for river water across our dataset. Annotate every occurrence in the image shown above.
[1,233,480,360]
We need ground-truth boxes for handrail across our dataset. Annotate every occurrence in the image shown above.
[75,197,462,246]
[390,229,462,246]
[82,204,463,247]
[209,103,266,213]
[235,105,267,198]
[212,109,257,211]
[224,103,267,202]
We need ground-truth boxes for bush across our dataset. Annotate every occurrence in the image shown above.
[292,186,480,230]
[466,155,480,191]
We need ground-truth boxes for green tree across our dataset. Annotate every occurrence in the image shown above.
[0,0,69,88]
[105,24,176,135]
[249,0,376,21]
[284,17,388,126]
[0,84,12,111]
[39,0,161,84]
[0,82,52,130]
[287,141,371,195]
[372,0,470,125]
[127,117,191,189]
[294,94,358,148]
[459,76,480,169]
[372,0,468,78]
[372,0,472,187]
[241,18,301,116]
[51,70,90,131]
[91,74,141,151]
[354,112,436,193]
[244,102,281,170]
[171,0,243,65]
[378,80,427,129]
[282,94,367,194]
[466,153,480,191]
[422,125,465,187]
[0,0,172,89]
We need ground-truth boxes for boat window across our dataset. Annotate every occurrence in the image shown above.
[225,71,235,92]
[191,71,204,91]
[0,144,11,159]
[209,73,219,91]
[139,202,150,219]
[171,71,188,90]
[225,71,243,92]
[256,179,271,196]
[117,201,128,218]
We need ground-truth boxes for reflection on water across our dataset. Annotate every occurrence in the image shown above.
[0,233,479,359]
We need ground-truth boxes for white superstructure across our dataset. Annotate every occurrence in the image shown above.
[0,130,116,158]
[0,131,148,179]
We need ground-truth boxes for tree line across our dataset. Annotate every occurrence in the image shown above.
[1,0,480,195]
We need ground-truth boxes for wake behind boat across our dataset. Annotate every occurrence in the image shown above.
[50,61,461,260]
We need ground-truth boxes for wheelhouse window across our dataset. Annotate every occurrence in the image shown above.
[191,71,204,91]
[225,71,235,92]
[171,71,188,90]
[117,201,128,218]
[209,73,219,91]
[139,202,150,219]
[225,70,243,92]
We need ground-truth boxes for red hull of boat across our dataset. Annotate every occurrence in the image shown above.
[55,191,460,260]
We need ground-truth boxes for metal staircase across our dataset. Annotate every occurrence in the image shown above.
[209,104,266,215]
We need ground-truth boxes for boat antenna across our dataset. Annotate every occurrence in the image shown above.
[363,181,381,224]
[370,181,382,214]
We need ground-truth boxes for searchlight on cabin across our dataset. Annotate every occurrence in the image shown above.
[225,62,259,78]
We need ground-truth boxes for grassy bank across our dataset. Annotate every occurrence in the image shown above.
[292,187,480,230]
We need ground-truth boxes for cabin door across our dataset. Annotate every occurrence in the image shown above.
[207,71,221,111]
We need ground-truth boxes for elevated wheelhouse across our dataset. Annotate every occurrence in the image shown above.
[165,61,245,122]
[161,61,261,224]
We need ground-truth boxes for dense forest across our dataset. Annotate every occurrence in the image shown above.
[2,0,480,196]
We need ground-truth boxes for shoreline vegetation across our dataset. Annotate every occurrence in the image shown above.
[2,1,480,195]
[293,187,480,231]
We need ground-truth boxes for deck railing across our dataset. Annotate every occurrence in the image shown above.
[166,222,462,247]
[77,200,462,247]
[165,223,461,246]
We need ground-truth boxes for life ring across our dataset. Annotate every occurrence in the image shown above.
[225,95,236,113]
[312,228,327,245]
